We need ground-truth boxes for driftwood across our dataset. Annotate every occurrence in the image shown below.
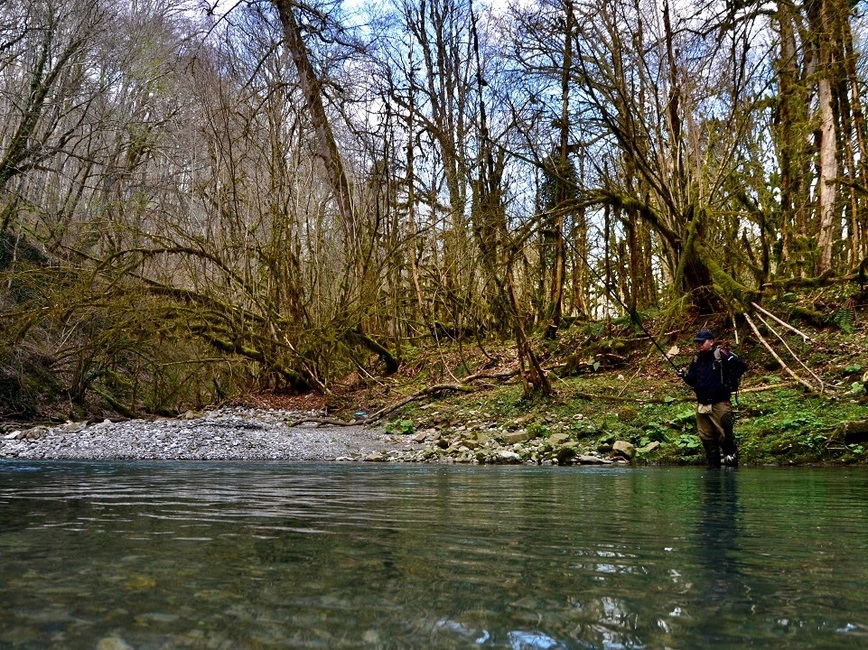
[285,415,364,427]
[738,381,798,394]
[752,311,826,393]
[744,311,818,393]
[572,391,656,403]
[750,302,813,342]
[364,383,476,423]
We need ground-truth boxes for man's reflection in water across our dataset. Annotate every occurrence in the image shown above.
[698,469,741,610]
[692,469,755,644]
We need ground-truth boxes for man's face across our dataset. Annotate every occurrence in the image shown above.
[697,338,714,352]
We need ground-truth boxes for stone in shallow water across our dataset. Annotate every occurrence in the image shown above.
[95,637,134,650]
[362,629,380,643]
[507,629,566,649]
[134,611,180,624]
[577,454,611,464]
[1,626,41,646]
[124,574,157,590]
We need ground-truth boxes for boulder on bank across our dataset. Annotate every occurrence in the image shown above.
[841,420,868,444]
[501,430,530,444]
[613,440,636,459]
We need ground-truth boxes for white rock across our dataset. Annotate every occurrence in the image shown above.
[96,636,134,650]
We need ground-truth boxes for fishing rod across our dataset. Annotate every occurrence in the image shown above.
[562,236,682,373]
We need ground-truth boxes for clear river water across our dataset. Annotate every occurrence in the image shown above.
[0,461,866,649]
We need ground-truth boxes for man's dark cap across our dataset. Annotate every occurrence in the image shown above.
[693,329,715,342]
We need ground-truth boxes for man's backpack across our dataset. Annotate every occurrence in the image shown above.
[715,347,747,392]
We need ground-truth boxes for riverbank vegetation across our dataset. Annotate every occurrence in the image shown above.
[1,0,867,464]
[364,294,868,466]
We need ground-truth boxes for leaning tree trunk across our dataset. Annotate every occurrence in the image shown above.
[816,75,838,275]
[273,0,357,252]
[272,0,399,380]
[545,0,575,339]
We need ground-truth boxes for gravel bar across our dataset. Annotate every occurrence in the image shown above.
[0,408,422,461]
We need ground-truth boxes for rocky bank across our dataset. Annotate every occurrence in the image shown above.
[0,407,644,464]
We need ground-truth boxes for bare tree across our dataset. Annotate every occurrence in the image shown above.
[0,0,107,235]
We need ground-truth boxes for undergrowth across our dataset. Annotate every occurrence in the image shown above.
[362,287,868,466]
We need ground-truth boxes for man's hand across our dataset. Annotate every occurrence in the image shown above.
[676,369,686,379]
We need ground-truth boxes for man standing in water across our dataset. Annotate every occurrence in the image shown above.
[678,330,748,468]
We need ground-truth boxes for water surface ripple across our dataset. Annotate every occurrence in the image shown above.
[1,462,866,649]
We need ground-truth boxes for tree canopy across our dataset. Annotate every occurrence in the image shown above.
[1,0,866,416]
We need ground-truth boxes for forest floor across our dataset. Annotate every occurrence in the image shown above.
[247,285,868,467]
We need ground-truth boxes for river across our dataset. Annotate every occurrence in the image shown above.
[0,462,866,649]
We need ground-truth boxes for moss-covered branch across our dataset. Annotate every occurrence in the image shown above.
[344,327,399,374]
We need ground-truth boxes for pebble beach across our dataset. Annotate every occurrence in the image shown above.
[0,408,419,462]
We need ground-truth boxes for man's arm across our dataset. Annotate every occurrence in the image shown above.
[682,361,697,386]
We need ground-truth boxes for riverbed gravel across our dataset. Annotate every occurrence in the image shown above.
[0,408,423,461]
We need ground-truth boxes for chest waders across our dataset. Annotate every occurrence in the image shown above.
[694,348,739,468]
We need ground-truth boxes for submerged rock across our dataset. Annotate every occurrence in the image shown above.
[96,637,134,650]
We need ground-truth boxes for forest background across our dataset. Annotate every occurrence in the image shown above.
[0,0,866,463]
